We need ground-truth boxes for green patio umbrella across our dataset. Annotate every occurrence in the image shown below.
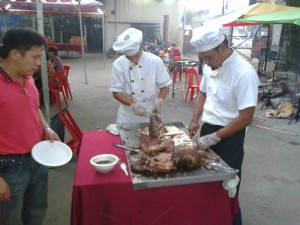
[237,3,300,26]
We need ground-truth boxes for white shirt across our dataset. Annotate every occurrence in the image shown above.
[200,51,259,126]
[110,51,172,123]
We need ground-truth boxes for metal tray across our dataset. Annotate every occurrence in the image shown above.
[117,122,236,190]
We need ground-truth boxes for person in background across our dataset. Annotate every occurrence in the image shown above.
[46,60,56,78]
[187,24,259,225]
[0,27,60,225]
[33,60,55,104]
[110,28,172,123]
[33,61,55,88]
[47,46,64,73]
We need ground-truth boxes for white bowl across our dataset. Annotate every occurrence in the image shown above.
[90,154,119,174]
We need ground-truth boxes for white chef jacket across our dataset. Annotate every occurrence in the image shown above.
[110,51,172,123]
[200,50,259,126]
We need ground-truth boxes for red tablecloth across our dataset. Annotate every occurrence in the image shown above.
[71,131,239,225]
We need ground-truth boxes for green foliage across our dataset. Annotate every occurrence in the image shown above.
[286,0,300,7]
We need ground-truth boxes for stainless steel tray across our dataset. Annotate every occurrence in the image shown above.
[117,122,236,190]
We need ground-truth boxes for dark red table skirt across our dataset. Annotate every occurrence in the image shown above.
[48,43,86,54]
[71,131,239,225]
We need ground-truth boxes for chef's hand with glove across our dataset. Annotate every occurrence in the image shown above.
[197,132,221,150]
[152,98,164,114]
[130,103,147,117]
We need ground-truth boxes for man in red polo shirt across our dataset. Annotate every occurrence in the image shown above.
[0,27,60,225]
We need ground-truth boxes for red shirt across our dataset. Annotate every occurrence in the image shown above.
[0,68,43,154]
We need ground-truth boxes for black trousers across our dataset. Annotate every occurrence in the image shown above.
[201,123,245,225]
[200,123,245,193]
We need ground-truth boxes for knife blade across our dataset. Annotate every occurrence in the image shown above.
[189,135,197,148]
[113,143,140,153]
[164,132,184,137]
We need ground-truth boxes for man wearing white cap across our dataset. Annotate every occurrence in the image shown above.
[188,24,259,224]
[110,28,172,123]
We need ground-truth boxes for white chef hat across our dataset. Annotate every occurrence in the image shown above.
[113,28,143,56]
[190,23,225,52]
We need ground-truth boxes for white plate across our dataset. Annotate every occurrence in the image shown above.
[32,141,73,167]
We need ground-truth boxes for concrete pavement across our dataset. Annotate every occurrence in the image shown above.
[43,53,300,225]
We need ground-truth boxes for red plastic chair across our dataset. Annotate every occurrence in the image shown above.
[58,108,83,154]
[184,67,201,102]
[63,65,73,100]
[49,70,68,110]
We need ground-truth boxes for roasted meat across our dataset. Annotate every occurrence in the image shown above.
[139,133,174,154]
[172,145,220,170]
[172,148,207,169]
[174,144,220,161]
[149,115,167,139]
[130,144,221,174]
[130,115,221,175]
[130,152,176,174]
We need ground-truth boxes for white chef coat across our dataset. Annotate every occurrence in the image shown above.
[200,50,259,126]
[110,51,172,123]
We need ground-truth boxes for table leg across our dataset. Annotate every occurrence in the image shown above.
[271,71,278,88]
[260,90,275,110]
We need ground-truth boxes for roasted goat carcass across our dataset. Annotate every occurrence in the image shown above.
[130,145,220,174]
[130,115,220,175]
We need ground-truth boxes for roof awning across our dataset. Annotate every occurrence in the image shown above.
[193,4,258,27]
[237,3,300,26]
[0,0,103,17]
[197,3,300,27]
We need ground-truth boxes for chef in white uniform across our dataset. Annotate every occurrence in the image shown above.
[110,28,172,124]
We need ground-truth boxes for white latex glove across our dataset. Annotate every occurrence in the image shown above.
[130,103,147,117]
[222,175,240,198]
[152,98,164,114]
[197,132,221,150]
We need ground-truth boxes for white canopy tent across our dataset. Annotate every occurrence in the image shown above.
[0,0,104,122]
[201,4,257,27]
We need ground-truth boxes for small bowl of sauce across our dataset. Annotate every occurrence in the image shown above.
[90,154,120,173]
[95,160,113,165]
